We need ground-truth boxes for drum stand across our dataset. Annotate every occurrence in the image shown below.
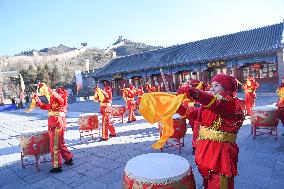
[21,152,50,172]
[252,126,278,140]
[111,113,124,123]
[160,138,185,154]
[79,128,100,140]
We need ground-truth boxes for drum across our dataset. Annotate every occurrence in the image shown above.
[158,114,187,139]
[123,153,196,189]
[251,106,279,127]
[19,128,50,156]
[78,113,99,131]
[111,105,126,117]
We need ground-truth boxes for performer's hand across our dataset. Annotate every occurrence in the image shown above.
[187,86,200,100]
[33,94,40,102]
[37,83,43,89]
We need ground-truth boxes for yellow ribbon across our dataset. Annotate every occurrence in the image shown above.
[139,92,185,149]
[25,98,36,113]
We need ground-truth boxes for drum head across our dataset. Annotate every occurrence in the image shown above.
[112,105,123,107]
[20,127,48,136]
[252,106,277,111]
[124,153,191,184]
[83,113,98,116]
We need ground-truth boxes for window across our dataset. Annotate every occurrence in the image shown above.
[259,64,268,78]
[268,64,277,78]
[243,67,249,79]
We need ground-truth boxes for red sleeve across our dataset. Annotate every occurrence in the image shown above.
[195,91,235,119]
[176,105,198,125]
[36,101,50,110]
[52,92,64,105]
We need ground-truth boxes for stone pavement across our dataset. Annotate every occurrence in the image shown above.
[0,94,284,189]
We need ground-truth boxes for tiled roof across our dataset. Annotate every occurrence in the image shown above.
[95,22,283,77]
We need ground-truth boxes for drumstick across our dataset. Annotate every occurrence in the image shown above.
[160,68,170,92]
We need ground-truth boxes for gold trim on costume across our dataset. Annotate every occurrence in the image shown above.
[204,97,217,108]
[198,126,237,143]
[48,111,65,117]
[220,175,229,189]
[100,102,111,106]
[53,128,60,167]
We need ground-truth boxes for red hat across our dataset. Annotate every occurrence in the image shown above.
[211,74,237,94]
[247,76,255,81]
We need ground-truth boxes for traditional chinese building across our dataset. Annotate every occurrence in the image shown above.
[84,22,284,96]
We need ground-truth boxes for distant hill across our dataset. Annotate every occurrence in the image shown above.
[69,37,161,71]
[15,44,76,56]
[0,37,162,85]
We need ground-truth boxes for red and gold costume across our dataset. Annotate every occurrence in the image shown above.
[177,74,245,189]
[276,77,284,127]
[123,85,136,122]
[35,84,73,169]
[94,85,116,140]
[135,86,144,108]
[242,76,259,116]
[178,79,206,153]
[145,83,157,93]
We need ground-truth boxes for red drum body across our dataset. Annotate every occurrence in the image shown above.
[20,129,50,156]
[112,105,126,117]
[251,106,279,127]
[78,113,99,131]
[123,153,196,189]
[158,116,187,139]
[171,117,187,139]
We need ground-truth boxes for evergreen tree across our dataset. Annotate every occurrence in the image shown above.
[49,65,61,87]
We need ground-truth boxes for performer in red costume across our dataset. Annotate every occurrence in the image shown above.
[276,76,284,130]
[242,76,259,116]
[135,86,144,108]
[177,73,245,189]
[94,82,116,141]
[123,85,136,123]
[178,79,206,154]
[145,83,157,93]
[34,84,73,173]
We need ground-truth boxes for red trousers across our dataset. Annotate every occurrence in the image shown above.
[49,127,73,168]
[203,173,234,189]
[127,100,136,122]
[100,106,116,139]
[245,93,256,116]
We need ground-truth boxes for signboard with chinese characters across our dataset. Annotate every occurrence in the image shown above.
[207,61,226,68]
[113,74,123,79]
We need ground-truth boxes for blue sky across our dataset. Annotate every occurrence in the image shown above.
[0,0,283,56]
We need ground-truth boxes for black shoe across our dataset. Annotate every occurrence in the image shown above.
[127,120,132,123]
[100,138,108,141]
[109,134,116,137]
[64,158,73,166]
[49,167,63,173]
[192,147,196,155]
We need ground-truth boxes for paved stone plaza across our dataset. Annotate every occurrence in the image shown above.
[0,94,284,189]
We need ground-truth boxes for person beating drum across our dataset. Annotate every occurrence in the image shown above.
[276,76,284,135]
[93,82,117,141]
[177,74,245,189]
[242,76,259,116]
[33,83,73,173]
